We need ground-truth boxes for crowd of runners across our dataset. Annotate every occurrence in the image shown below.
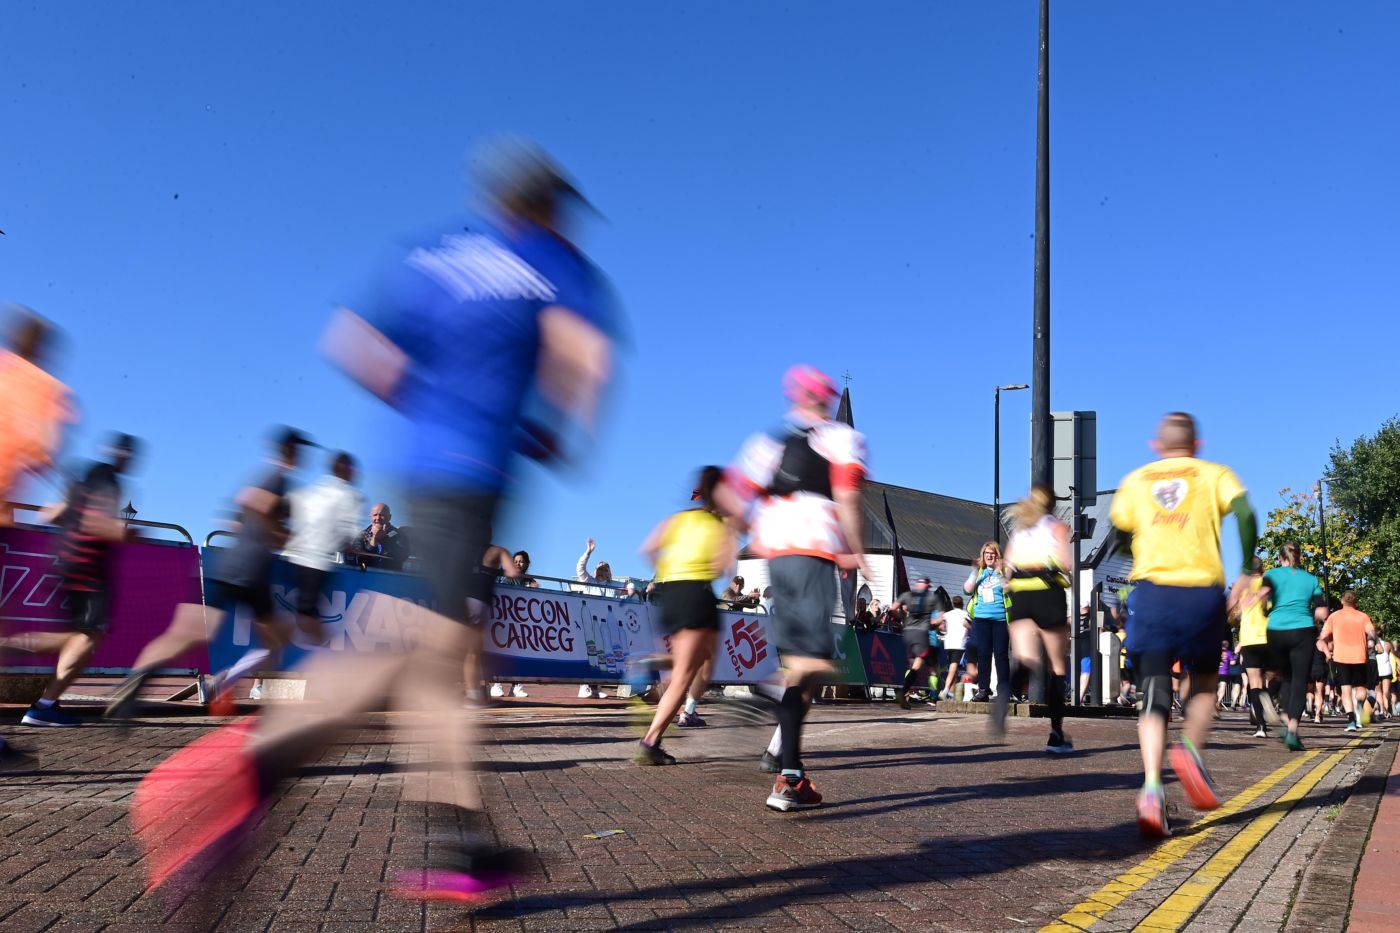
[2,138,1393,902]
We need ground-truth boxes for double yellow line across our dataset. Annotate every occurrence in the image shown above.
[1041,737,1364,933]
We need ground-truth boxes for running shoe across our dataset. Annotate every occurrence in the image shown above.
[393,845,528,904]
[131,719,269,892]
[758,750,781,773]
[1345,720,1359,733]
[990,691,1009,737]
[765,776,822,812]
[248,683,263,701]
[971,689,991,703]
[22,703,81,728]
[1168,739,1219,810]
[489,684,506,698]
[1283,730,1305,752]
[511,685,529,698]
[633,741,676,766]
[1252,726,1268,738]
[1136,785,1170,838]
[675,712,706,728]
[103,673,147,723]
[1045,731,1075,754]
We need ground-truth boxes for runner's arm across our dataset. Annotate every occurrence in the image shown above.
[1229,494,1258,576]
[834,486,868,575]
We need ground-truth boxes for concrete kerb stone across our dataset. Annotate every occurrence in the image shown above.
[1284,730,1398,933]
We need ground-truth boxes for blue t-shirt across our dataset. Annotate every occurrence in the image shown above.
[1263,566,1323,631]
[970,568,1007,621]
[367,217,610,492]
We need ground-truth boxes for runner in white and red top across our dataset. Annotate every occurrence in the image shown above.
[716,364,868,811]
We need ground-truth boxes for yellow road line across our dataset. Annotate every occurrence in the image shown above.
[1131,737,1363,932]
[1039,751,1319,933]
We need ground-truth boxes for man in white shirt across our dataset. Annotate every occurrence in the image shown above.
[940,596,971,700]
[576,537,620,698]
[284,451,364,640]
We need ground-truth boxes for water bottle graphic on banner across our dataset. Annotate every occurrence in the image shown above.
[586,610,600,668]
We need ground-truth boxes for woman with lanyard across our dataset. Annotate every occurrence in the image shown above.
[633,465,736,765]
[964,540,1010,703]
[1234,557,1277,739]
[1262,542,1328,751]
[994,485,1074,751]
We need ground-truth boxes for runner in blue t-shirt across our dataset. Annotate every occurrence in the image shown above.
[128,137,619,901]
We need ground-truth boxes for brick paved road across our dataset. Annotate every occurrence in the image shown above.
[0,702,1388,932]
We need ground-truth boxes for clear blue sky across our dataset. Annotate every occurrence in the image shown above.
[4,2,1397,578]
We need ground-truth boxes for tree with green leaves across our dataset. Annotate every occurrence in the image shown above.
[1257,486,1371,600]
[1325,417,1400,637]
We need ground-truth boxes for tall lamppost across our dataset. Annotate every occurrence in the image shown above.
[994,383,1030,545]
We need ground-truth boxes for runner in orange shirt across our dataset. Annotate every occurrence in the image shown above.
[1316,590,1376,732]
[0,307,73,522]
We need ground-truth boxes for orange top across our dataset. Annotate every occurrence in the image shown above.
[0,352,72,493]
[1328,607,1373,665]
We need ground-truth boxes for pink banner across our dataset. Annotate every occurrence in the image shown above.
[0,526,206,673]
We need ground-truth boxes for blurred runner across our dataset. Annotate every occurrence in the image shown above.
[0,307,73,758]
[247,449,364,700]
[1234,557,1277,738]
[0,307,72,523]
[104,427,312,718]
[896,577,945,710]
[128,136,616,900]
[1111,412,1258,837]
[715,364,868,812]
[997,485,1074,752]
[633,465,735,764]
[0,434,137,727]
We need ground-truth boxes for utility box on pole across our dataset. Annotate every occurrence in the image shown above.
[1053,410,1096,705]
[1052,411,1096,507]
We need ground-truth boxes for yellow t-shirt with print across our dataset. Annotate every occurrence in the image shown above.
[1110,456,1245,588]
[1238,577,1269,648]
[654,509,727,583]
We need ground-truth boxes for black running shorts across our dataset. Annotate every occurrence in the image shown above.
[767,555,837,661]
[293,565,330,619]
[1336,662,1368,688]
[65,589,110,637]
[1240,644,1270,671]
[208,580,275,619]
[1008,587,1068,630]
[410,492,498,624]
[655,579,720,635]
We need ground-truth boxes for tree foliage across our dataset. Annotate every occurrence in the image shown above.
[1322,417,1400,636]
[1258,487,1371,598]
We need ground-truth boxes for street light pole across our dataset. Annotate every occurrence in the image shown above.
[994,383,1029,545]
[1030,0,1052,489]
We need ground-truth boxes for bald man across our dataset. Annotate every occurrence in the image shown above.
[352,502,411,571]
[1110,412,1258,837]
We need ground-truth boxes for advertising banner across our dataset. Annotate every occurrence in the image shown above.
[1,526,204,673]
[827,623,868,685]
[856,630,905,686]
[203,552,781,685]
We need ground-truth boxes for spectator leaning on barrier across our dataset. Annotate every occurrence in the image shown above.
[576,537,618,698]
[851,597,876,631]
[351,502,410,571]
[509,549,540,588]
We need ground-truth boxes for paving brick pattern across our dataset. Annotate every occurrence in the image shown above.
[0,704,1386,931]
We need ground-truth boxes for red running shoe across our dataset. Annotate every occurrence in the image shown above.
[1136,785,1170,838]
[1168,738,1220,810]
[131,719,267,892]
[765,775,823,812]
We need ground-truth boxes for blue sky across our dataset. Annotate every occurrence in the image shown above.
[4,2,1397,579]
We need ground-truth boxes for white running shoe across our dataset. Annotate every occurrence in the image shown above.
[248,683,263,701]
[578,685,594,698]
[490,684,506,698]
[511,685,529,698]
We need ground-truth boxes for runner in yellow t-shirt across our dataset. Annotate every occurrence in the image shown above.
[1110,412,1258,838]
[1234,558,1278,738]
